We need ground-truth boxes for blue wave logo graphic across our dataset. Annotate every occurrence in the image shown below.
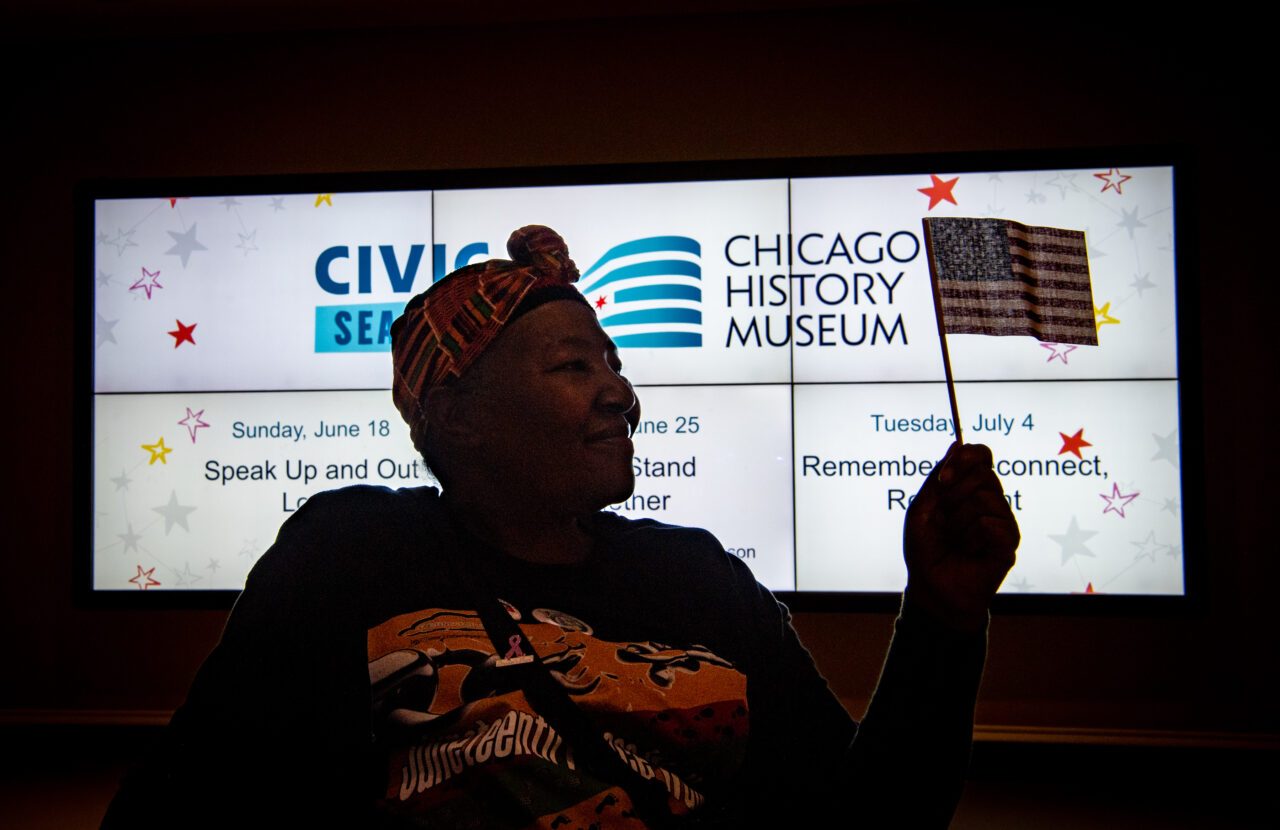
[579,236,702,348]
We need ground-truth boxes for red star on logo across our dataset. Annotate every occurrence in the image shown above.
[169,320,197,348]
[1058,428,1092,459]
[595,295,608,309]
[918,174,959,210]
[167,197,189,208]
[1093,168,1132,195]
[129,564,161,590]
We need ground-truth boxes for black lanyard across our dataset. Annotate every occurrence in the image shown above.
[420,496,686,828]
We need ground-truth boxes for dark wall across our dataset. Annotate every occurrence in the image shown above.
[4,5,1274,735]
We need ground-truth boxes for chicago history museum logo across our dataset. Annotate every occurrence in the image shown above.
[579,236,703,348]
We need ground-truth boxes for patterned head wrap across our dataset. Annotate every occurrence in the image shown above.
[391,225,591,455]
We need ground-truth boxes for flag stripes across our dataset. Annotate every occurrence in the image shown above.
[924,217,1097,346]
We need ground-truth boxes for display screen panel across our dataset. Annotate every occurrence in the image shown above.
[81,154,1193,607]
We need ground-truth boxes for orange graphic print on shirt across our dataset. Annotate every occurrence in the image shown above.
[368,603,749,828]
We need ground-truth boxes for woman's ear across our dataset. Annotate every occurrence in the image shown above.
[427,384,468,443]
[424,385,482,450]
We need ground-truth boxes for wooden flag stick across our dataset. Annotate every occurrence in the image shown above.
[922,218,964,445]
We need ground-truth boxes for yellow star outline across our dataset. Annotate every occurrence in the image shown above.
[1094,301,1120,331]
[314,193,333,207]
[141,436,172,465]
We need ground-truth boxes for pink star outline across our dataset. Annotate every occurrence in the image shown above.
[130,267,163,300]
[1093,168,1132,195]
[1040,342,1078,364]
[178,407,210,443]
[129,564,161,590]
[1100,483,1140,518]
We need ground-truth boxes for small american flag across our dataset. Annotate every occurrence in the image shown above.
[923,217,1097,346]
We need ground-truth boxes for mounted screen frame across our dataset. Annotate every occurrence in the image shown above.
[74,147,1203,615]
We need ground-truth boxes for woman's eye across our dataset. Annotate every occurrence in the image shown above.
[556,360,588,371]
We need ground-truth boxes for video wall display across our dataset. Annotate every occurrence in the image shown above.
[85,157,1189,602]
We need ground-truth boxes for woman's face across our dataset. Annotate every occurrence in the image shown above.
[452,300,639,515]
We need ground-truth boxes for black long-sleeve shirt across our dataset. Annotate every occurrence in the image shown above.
[105,485,986,827]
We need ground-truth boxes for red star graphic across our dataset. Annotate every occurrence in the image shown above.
[167,197,189,208]
[129,564,161,590]
[1085,582,1096,594]
[594,295,608,309]
[1100,483,1140,518]
[918,174,959,210]
[1058,428,1092,459]
[1093,168,1132,195]
[169,320,197,348]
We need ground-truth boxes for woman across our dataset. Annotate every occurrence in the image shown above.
[105,226,1017,828]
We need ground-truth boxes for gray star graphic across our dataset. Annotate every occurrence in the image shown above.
[1162,543,1182,559]
[270,196,286,212]
[987,174,1002,182]
[97,231,111,245]
[1152,429,1179,469]
[118,521,142,554]
[1162,497,1180,515]
[239,538,259,558]
[1025,189,1046,204]
[1117,206,1146,240]
[1049,516,1097,564]
[206,558,220,573]
[165,224,208,268]
[236,229,259,255]
[96,313,118,348]
[96,269,113,287]
[111,469,132,491]
[173,561,202,587]
[1130,273,1156,297]
[1008,576,1034,592]
[1045,172,1076,199]
[1131,531,1160,563]
[220,196,243,210]
[108,228,138,256]
[153,490,196,534]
